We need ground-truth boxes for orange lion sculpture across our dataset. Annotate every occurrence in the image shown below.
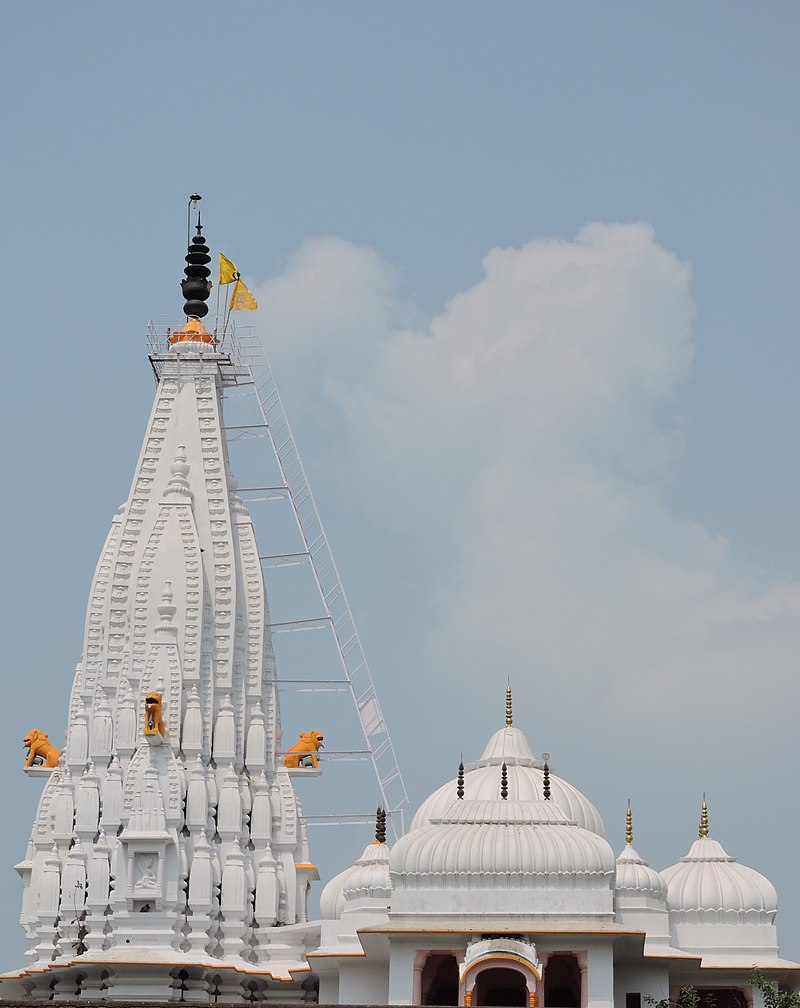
[284,730,324,769]
[23,730,60,768]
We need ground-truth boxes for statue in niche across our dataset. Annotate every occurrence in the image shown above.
[144,692,165,736]
[136,854,158,889]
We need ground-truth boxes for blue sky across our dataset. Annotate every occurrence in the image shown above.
[1,1,799,970]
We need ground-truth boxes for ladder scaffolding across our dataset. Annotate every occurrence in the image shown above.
[149,323,408,838]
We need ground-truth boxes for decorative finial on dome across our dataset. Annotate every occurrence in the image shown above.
[699,794,709,838]
[181,198,212,319]
[626,799,633,845]
[375,806,387,844]
[500,762,508,800]
[457,759,465,799]
[505,684,513,726]
[542,753,551,800]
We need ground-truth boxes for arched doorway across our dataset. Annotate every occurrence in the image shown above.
[475,967,527,1006]
[543,954,581,1008]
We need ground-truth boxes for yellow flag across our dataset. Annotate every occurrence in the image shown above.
[219,253,240,285]
[229,278,258,311]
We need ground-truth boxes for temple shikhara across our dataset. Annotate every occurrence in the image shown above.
[3,208,798,1005]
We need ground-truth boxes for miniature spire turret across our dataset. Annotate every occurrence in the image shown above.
[505,684,513,726]
[626,799,633,845]
[457,759,465,799]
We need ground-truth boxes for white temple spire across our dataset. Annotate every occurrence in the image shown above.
[5,210,318,1001]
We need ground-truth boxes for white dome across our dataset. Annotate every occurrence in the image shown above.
[320,840,392,920]
[392,797,615,884]
[615,843,667,902]
[480,726,536,763]
[342,841,392,905]
[319,862,358,920]
[662,836,777,922]
[410,726,605,837]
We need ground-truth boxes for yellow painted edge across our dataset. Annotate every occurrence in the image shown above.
[462,953,540,981]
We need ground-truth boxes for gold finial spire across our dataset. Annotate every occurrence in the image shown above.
[626,799,633,845]
[699,794,709,838]
[505,684,513,726]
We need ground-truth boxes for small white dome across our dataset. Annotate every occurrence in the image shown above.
[319,862,358,920]
[479,726,536,763]
[342,841,392,906]
[615,843,667,901]
[410,726,605,837]
[662,836,777,922]
[320,841,392,920]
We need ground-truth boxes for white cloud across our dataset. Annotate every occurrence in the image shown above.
[253,236,397,390]
[254,222,800,743]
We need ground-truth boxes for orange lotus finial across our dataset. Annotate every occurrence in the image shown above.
[168,318,217,345]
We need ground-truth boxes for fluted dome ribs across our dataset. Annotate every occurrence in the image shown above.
[395,719,615,909]
[615,844,668,901]
[662,836,778,921]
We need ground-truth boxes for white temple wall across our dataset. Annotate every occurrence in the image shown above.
[318,973,340,1004]
[389,886,614,916]
[670,921,779,957]
[585,944,614,1008]
[388,939,417,1005]
[338,960,389,1005]
[613,961,669,1008]
[615,905,672,949]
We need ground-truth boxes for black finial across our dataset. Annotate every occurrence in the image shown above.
[500,762,508,800]
[181,201,212,318]
[375,806,387,844]
[542,759,551,800]
[457,760,465,799]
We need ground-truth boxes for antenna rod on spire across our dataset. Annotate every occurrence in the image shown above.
[187,193,202,249]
